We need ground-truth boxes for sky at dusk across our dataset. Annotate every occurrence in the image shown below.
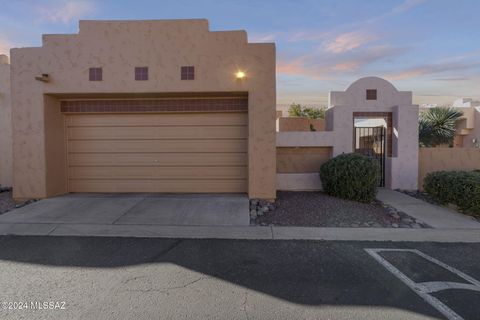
[0,0,479,106]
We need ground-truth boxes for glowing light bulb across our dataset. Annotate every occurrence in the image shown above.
[236,71,246,79]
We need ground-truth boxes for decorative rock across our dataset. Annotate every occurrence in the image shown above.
[392,223,399,228]
[386,207,397,214]
[372,222,382,228]
[412,223,423,229]
[401,218,413,224]
[391,212,400,220]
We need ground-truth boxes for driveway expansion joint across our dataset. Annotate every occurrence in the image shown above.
[111,197,148,225]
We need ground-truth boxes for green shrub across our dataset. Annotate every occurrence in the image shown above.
[319,153,380,203]
[288,103,326,119]
[424,171,480,217]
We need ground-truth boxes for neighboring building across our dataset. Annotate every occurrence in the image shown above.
[10,20,276,200]
[420,103,438,109]
[0,54,12,188]
[452,98,480,148]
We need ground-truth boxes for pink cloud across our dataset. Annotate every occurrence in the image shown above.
[331,61,360,71]
[277,56,311,76]
[276,57,330,80]
[386,61,479,80]
[324,31,378,53]
[277,45,407,79]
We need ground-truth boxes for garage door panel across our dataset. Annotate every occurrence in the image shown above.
[69,153,247,166]
[66,113,248,127]
[69,166,247,179]
[68,126,247,140]
[65,108,248,193]
[68,179,247,193]
[69,139,247,153]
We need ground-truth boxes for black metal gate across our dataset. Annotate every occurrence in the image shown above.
[354,127,386,187]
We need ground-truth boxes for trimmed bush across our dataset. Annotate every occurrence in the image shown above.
[320,153,380,203]
[424,171,480,217]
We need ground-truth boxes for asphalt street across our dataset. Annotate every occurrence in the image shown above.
[0,236,479,320]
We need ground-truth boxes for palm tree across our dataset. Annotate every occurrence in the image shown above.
[419,106,463,147]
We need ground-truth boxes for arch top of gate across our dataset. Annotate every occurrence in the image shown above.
[329,76,413,108]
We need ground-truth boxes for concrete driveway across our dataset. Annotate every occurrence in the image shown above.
[0,193,249,226]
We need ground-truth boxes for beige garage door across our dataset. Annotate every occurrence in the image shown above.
[66,112,248,193]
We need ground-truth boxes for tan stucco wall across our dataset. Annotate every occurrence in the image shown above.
[0,55,12,188]
[418,148,480,189]
[11,19,276,200]
[277,147,331,173]
[277,117,325,132]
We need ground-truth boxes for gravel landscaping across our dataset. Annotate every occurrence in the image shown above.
[251,191,430,228]
[0,190,17,214]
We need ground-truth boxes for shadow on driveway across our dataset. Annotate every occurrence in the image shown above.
[2,236,475,318]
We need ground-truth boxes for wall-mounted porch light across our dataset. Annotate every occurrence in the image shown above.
[35,74,50,82]
[235,71,246,79]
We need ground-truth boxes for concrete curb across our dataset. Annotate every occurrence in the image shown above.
[271,226,480,242]
[0,223,479,242]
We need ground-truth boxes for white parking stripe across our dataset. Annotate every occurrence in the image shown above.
[415,282,480,294]
[365,248,480,320]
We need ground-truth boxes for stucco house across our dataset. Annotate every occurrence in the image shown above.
[452,98,480,148]
[9,19,276,201]
[2,19,420,202]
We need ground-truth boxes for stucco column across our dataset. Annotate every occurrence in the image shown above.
[389,105,419,189]
[11,48,48,200]
[248,90,276,200]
